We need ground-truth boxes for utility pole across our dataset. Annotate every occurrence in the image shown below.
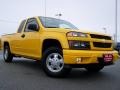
[115,0,118,43]
[45,0,46,17]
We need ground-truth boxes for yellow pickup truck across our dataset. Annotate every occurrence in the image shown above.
[1,16,118,77]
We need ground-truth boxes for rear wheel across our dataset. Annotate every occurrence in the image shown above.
[3,45,13,62]
[85,65,104,72]
[42,47,71,77]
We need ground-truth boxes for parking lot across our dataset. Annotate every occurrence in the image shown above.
[0,51,120,90]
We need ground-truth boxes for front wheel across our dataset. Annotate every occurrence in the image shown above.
[3,45,13,62]
[42,47,71,77]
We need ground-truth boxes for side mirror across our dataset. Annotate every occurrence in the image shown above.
[28,24,39,31]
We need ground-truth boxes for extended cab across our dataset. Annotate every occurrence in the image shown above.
[1,16,119,77]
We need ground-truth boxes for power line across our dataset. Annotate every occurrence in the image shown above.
[0,19,18,24]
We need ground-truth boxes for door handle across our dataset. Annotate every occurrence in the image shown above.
[21,34,25,38]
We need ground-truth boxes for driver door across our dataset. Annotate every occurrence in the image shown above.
[20,18,41,59]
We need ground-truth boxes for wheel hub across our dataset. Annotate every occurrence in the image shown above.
[46,53,64,72]
[4,49,8,59]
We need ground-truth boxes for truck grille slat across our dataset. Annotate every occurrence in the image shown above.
[93,42,112,48]
[90,34,111,40]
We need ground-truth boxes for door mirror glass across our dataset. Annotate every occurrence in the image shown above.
[28,24,39,31]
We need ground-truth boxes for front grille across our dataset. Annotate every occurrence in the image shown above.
[93,42,112,48]
[90,34,111,40]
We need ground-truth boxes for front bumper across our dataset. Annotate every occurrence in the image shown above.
[63,50,118,65]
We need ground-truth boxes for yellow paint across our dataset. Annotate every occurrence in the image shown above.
[1,16,119,64]
[63,50,118,64]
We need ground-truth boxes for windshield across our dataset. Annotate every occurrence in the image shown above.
[39,17,78,30]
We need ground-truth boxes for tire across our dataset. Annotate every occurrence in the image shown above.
[85,65,104,72]
[42,47,71,77]
[118,49,120,55]
[3,44,13,62]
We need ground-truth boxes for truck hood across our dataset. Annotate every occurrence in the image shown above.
[45,28,110,36]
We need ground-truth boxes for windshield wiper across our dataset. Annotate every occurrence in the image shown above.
[46,26,58,28]
[64,28,71,29]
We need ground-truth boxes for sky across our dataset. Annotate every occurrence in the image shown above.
[0,0,120,41]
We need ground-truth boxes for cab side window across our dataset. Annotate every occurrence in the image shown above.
[17,20,26,33]
[24,18,39,32]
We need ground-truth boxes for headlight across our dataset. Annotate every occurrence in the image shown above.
[67,32,87,37]
[69,40,90,50]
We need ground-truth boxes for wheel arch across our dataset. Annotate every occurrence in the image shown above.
[42,39,63,54]
[3,41,10,47]
[3,41,12,52]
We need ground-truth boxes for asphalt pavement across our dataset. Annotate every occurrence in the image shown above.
[0,51,120,90]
